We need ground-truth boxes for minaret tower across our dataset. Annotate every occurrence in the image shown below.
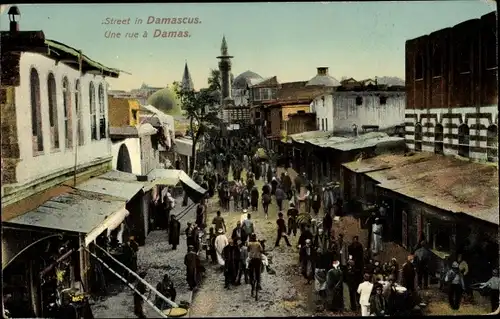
[181,60,194,91]
[217,35,234,103]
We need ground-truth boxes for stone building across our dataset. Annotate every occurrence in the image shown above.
[0,8,149,317]
[311,82,405,133]
[404,11,498,162]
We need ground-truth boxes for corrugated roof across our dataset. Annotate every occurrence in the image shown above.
[357,152,498,225]
[75,176,144,201]
[305,132,404,151]
[3,189,125,234]
[288,131,332,143]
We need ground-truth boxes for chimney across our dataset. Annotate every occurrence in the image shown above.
[317,67,329,76]
[8,6,21,33]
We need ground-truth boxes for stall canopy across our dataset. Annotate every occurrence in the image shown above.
[147,169,207,203]
[74,171,145,201]
[2,189,128,248]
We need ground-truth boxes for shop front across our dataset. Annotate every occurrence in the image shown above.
[2,188,128,318]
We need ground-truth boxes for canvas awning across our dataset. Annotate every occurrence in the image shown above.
[147,169,207,203]
[175,137,198,157]
[2,189,129,248]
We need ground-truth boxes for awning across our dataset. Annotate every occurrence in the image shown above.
[147,169,207,203]
[2,189,128,247]
[85,208,129,246]
[175,137,198,157]
[75,174,145,201]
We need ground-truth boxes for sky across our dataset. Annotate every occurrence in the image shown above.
[0,2,496,91]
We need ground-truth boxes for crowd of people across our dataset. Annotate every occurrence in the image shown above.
[131,129,499,317]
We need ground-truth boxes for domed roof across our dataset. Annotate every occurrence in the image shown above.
[147,87,182,115]
[306,67,340,87]
[232,70,264,89]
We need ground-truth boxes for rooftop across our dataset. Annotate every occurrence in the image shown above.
[2,31,120,78]
[344,152,499,225]
[303,131,405,152]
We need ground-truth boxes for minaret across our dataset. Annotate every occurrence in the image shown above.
[217,35,233,103]
[181,61,194,91]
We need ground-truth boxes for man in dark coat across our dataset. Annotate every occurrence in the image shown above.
[231,221,248,243]
[414,240,432,289]
[250,187,259,211]
[323,212,333,236]
[300,239,316,284]
[287,202,299,236]
[348,235,364,272]
[298,225,314,249]
[133,272,147,318]
[185,222,195,249]
[326,260,344,312]
[345,259,360,312]
[154,274,176,310]
[282,173,292,200]
[275,212,292,247]
[401,255,416,293]
[275,186,285,212]
[184,245,201,290]
[168,215,181,250]
[222,239,240,288]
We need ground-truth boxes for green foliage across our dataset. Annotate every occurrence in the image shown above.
[207,69,221,92]
[147,86,182,115]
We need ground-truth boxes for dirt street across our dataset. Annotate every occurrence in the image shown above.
[189,170,315,317]
[91,198,197,318]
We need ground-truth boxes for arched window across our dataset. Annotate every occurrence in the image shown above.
[486,125,498,162]
[47,73,59,150]
[415,53,424,80]
[62,77,72,149]
[75,80,84,146]
[432,46,442,77]
[98,83,106,139]
[414,123,423,152]
[30,68,44,154]
[89,82,97,140]
[434,123,444,154]
[458,124,470,158]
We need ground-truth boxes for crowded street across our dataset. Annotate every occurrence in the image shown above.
[1,3,498,319]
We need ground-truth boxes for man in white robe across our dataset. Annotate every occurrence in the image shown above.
[215,229,229,266]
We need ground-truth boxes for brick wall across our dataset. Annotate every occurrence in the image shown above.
[405,11,497,110]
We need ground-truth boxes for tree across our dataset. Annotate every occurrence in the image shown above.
[207,69,221,92]
[175,86,221,176]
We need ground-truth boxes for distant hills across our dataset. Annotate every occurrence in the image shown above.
[376,76,405,86]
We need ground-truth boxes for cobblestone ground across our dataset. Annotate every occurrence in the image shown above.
[189,170,314,317]
[91,198,197,318]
